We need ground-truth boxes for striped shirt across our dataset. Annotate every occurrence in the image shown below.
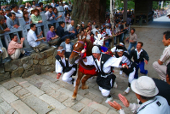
[160,45,170,65]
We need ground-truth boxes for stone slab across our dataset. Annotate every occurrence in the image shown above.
[22,95,51,114]
[60,107,79,114]
[11,100,37,114]
[39,94,66,110]
[106,109,119,114]
[80,98,93,105]
[0,101,12,113]
[9,86,22,94]
[88,102,109,114]
[25,85,45,97]
[71,102,86,112]
[2,80,18,90]
[80,106,95,114]
[62,98,77,107]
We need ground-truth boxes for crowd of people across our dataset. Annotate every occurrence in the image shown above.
[0,1,169,114]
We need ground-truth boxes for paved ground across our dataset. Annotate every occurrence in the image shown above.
[0,21,169,114]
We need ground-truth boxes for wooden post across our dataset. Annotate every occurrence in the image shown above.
[123,0,127,22]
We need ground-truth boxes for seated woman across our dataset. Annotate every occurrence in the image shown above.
[65,13,71,24]
[53,7,62,20]
[23,11,32,25]
[31,9,42,24]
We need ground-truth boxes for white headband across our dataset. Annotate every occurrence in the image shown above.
[57,49,65,53]
[116,49,123,52]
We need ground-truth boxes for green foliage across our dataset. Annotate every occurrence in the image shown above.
[153,1,158,10]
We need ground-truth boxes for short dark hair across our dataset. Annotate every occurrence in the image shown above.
[131,28,135,32]
[116,45,124,51]
[90,32,94,36]
[48,6,53,9]
[167,63,170,80]
[138,42,143,47]
[95,25,99,29]
[49,24,54,29]
[65,37,70,40]
[7,12,15,17]
[59,21,65,25]
[11,4,18,9]
[44,5,49,8]
[30,23,36,28]
[10,33,17,40]
[39,2,43,6]
[163,31,170,40]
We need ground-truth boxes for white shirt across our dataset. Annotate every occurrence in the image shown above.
[67,24,72,31]
[51,3,56,7]
[135,49,143,59]
[119,96,170,114]
[65,43,71,52]
[27,29,40,47]
[160,45,170,65]
[84,55,122,74]
[106,28,112,36]
[11,10,23,18]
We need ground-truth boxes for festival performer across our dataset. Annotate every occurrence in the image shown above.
[55,46,77,85]
[115,46,136,94]
[130,42,149,78]
[83,46,124,103]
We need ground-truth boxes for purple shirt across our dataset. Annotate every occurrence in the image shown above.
[46,30,56,42]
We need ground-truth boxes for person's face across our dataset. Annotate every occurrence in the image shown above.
[81,31,84,35]
[32,25,36,31]
[162,35,170,46]
[13,36,18,42]
[34,11,38,16]
[71,21,74,26]
[91,34,94,37]
[65,38,70,44]
[0,19,4,24]
[0,11,4,15]
[13,6,18,12]
[11,14,16,20]
[33,1,35,5]
[49,8,53,13]
[86,27,89,30]
[58,50,65,57]
[136,43,142,50]
[117,51,124,57]
[82,24,84,27]
[40,5,43,8]
[61,23,65,28]
[54,9,57,14]
[45,7,48,11]
[50,26,54,31]
[5,10,10,14]
[24,13,29,18]
[92,53,100,59]
[131,30,134,34]
[24,9,27,12]
[116,24,118,27]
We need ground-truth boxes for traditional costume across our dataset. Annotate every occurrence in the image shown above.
[83,46,122,103]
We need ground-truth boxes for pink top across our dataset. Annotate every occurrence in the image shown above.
[8,40,23,55]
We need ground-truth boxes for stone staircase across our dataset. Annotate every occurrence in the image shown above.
[0,70,136,114]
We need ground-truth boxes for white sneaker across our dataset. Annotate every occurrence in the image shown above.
[51,46,57,48]
[113,82,118,88]
[124,87,130,94]
[105,97,113,103]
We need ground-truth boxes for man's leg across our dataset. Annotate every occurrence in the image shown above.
[153,61,167,81]
[134,63,139,79]
[139,61,148,75]
[62,68,76,85]
[48,38,61,46]
[61,35,69,42]
[128,43,132,54]
[10,49,22,60]
[99,86,112,103]
[38,43,50,52]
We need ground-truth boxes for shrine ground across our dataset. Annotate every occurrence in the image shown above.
[0,17,169,114]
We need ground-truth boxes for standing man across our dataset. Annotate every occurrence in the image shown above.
[130,42,149,78]
[27,24,49,53]
[11,4,23,18]
[45,6,55,21]
[46,24,60,47]
[83,46,122,103]
[153,31,170,81]
[126,28,137,54]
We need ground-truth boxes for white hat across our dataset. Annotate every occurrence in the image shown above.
[92,46,101,54]
[131,76,159,97]
[119,42,124,46]
[167,13,170,16]
[81,22,84,24]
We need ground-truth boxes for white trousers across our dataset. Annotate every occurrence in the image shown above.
[0,47,8,59]
[10,49,25,60]
[99,86,110,97]
[128,67,136,83]
[62,68,76,84]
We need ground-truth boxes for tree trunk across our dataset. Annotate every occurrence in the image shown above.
[72,0,106,26]
[18,0,23,5]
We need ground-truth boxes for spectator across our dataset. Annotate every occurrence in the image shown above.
[90,32,95,43]
[19,5,24,14]
[23,11,32,24]
[0,15,10,34]
[81,22,85,30]
[108,76,170,114]
[0,47,8,64]
[87,21,92,30]
[67,20,75,32]
[8,34,25,59]
[130,42,149,78]
[51,0,56,7]
[127,28,137,54]
[57,22,70,42]
[53,8,62,20]
[45,6,55,21]
[75,24,80,36]
[31,9,42,24]
[106,25,112,37]
[0,10,4,16]
[60,37,73,53]
[4,8,10,19]
[11,4,23,18]
[92,21,96,30]
[153,31,170,81]
[65,13,71,24]
[44,5,49,13]
[92,25,100,35]
[47,24,60,47]
[32,1,36,8]
[6,12,19,29]
[27,24,49,53]
[39,2,44,12]
[86,30,91,40]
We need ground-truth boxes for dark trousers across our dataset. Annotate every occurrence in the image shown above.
[134,61,148,78]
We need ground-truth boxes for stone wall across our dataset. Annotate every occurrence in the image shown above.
[0,48,58,82]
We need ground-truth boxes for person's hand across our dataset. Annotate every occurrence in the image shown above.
[144,60,148,64]
[55,35,59,38]
[56,73,61,79]
[42,37,46,41]
[21,38,25,42]
[118,94,129,107]
[52,14,55,17]
[39,31,43,36]
[71,31,75,33]
[129,40,133,43]
[108,101,122,110]
[4,28,10,32]
[14,24,19,28]
[38,20,42,23]
[59,15,62,18]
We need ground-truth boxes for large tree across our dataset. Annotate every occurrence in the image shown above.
[71,0,107,25]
